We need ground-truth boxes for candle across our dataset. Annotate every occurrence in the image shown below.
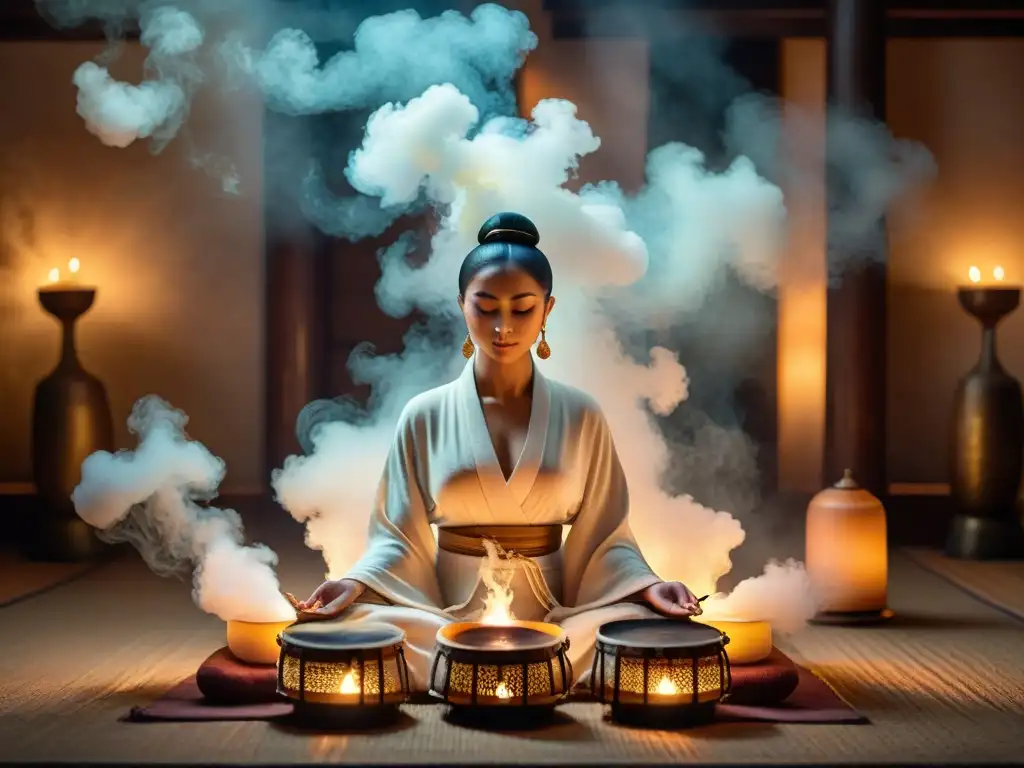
[655,675,679,696]
[41,258,94,292]
[339,668,361,695]
[965,265,1016,288]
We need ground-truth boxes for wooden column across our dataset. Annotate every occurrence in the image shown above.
[263,112,328,479]
[824,0,888,495]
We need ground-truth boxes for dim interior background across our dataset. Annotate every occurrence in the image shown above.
[1,0,1023,546]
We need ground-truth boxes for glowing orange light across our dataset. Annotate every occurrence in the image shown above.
[655,676,679,696]
[339,669,360,694]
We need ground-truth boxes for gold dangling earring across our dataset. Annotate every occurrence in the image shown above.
[536,326,551,360]
[462,333,475,359]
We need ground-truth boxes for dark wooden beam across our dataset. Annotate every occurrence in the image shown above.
[0,0,138,41]
[544,0,1024,38]
[263,111,330,478]
[823,0,888,496]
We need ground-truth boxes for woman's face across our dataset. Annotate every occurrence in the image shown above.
[459,265,556,365]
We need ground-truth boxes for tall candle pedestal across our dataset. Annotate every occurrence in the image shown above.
[947,287,1024,560]
[27,287,114,562]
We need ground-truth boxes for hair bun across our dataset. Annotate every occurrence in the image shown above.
[477,212,540,247]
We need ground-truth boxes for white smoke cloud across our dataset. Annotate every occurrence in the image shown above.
[701,559,822,634]
[274,82,794,621]
[72,396,293,623]
[73,5,204,150]
[218,4,536,117]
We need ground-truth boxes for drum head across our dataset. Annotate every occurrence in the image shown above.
[280,621,405,651]
[596,619,724,650]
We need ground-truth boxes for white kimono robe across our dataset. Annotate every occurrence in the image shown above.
[337,359,662,690]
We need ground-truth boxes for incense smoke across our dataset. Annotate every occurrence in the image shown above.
[700,559,820,633]
[71,396,293,623]
[43,1,935,632]
[73,5,204,150]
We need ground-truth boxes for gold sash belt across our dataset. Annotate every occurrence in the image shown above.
[437,525,562,558]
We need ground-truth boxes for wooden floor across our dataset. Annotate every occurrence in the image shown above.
[0,536,1022,766]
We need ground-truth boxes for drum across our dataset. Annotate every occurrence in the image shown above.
[591,618,732,727]
[276,621,410,726]
[429,620,573,721]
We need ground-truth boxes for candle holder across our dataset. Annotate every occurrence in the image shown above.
[947,286,1024,559]
[28,286,114,562]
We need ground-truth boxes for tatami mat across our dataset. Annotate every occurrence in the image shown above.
[0,548,1022,765]
[904,547,1024,622]
[0,549,104,608]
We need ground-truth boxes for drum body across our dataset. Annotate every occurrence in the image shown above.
[429,621,573,714]
[591,619,732,727]
[276,621,410,725]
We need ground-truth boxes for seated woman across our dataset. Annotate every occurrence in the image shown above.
[299,212,700,691]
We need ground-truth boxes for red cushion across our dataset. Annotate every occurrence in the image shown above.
[727,648,800,705]
[195,647,279,705]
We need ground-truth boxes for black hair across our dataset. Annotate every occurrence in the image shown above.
[458,212,553,298]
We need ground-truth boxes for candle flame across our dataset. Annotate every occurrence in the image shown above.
[656,676,679,696]
[968,266,981,283]
[994,266,1005,281]
[339,669,360,694]
[47,268,60,283]
[495,681,511,699]
[68,257,80,274]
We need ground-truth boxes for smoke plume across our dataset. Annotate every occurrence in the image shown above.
[73,5,204,149]
[43,2,935,633]
[701,559,821,633]
[72,396,294,623]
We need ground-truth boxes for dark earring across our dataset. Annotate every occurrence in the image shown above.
[462,333,474,359]
[536,327,551,360]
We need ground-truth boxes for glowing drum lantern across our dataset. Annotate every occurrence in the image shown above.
[591,619,732,728]
[429,621,572,721]
[806,469,892,624]
[276,622,410,727]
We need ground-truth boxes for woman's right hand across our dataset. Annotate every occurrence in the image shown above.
[298,578,366,618]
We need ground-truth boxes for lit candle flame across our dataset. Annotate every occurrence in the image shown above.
[339,669,360,695]
[495,681,511,699]
[47,268,60,283]
[68,257,80,274]
[994,266,1005,281]
[656,676,679,696]
[968,266,981,284]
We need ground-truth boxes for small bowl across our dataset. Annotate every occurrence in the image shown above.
[694,619,772,665]
[226,619,296,665]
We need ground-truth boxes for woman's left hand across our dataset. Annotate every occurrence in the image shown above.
[643,581,700,618]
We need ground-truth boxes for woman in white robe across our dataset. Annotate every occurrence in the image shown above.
[299,212,700,691]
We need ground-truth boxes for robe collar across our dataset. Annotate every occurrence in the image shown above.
[458,356,550,521]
